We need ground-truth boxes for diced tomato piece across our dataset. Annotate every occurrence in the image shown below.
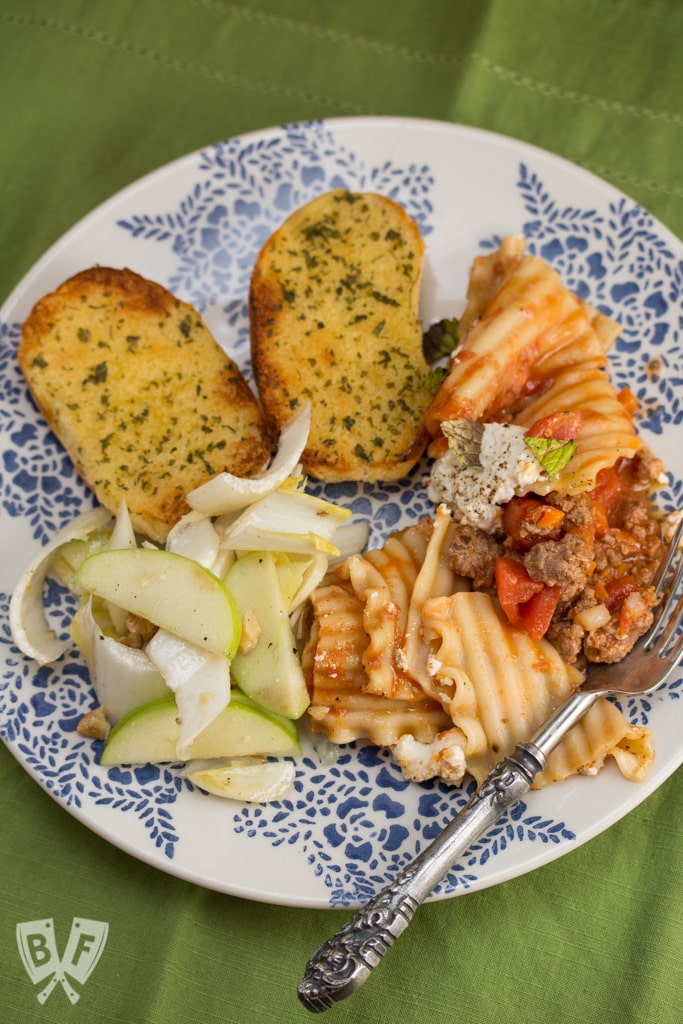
[502,497,564,551]
[525,411,583,441]
[589,466,622,537]
[617,589,645,637]
[496,556,542,607]
[502,498,544,550]
[591,466,622,516]
[522,585,564,640]
[604,576,639,611]
[494,556,562,639]
[589,497,610,539]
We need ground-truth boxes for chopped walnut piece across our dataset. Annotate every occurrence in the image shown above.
[239,609,262,655]
[77,706,110,740]
[124,612,157,648]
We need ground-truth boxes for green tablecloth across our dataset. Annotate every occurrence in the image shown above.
[1,2,681,1021]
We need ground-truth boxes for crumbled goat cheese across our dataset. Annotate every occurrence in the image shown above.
[428,423,547,531]
[393,647,410,672]
[392,730,467,785]
[427,654,442,676]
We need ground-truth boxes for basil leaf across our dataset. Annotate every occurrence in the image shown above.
[441,419,485,468]
[524,435,577,480]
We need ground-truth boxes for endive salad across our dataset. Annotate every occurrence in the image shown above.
[9,404,367,803]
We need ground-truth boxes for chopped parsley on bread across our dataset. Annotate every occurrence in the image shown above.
[249,190,432,482]
[19,267,271,542]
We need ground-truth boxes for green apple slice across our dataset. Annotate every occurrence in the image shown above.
[49,529,113,590]
[187,757,296,802]
[226,551,310,719]
[73,547,241,657]
[100,691,300,765]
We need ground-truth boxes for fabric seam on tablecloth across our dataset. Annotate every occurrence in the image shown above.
[0,11,362,114]
[189,0,683,128]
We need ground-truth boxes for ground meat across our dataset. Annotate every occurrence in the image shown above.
[448,525,503,589]
[594,527,662,586]
[570,582,600,618]
[523,533,593,602]
[514,516,561,548]
[618,501,665,567]
[458,455,668,666]
[607,528,643,558]
[545,618,585,663]
[545,491,594,532]
[584,605,654,663]
[593,533,627,572]
[618,502,650,539]
[631,446,665,487]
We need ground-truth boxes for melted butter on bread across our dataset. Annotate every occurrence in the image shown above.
[249,190,432,482]
[19,267,271,542]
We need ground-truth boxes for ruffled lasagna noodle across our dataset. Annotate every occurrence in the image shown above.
[426,236,671,665]
[304,508,654,788]
[303,579,452,749]
[425,235,642,495]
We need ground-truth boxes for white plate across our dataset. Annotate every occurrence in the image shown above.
[0,117,681,909]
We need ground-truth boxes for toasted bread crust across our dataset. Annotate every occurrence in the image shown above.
[19,267,271,541]
[249,190,432,482]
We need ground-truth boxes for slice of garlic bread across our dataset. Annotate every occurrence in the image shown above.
[19,267,271,542]
[249,190,432,482]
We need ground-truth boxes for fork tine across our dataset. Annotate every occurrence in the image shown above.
[667,626,683,667]
[653,592,683,659]
[652,515,683,598]
[654,542,683,623]
[644,519,683,651]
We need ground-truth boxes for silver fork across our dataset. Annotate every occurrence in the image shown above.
[298,517,683,1013]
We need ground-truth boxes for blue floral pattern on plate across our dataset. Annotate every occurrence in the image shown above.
[0,120,681,907]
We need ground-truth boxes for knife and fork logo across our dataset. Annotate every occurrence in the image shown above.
[16,917,109,1004]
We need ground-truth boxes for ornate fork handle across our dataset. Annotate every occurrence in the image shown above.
[298,743,545,1012]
